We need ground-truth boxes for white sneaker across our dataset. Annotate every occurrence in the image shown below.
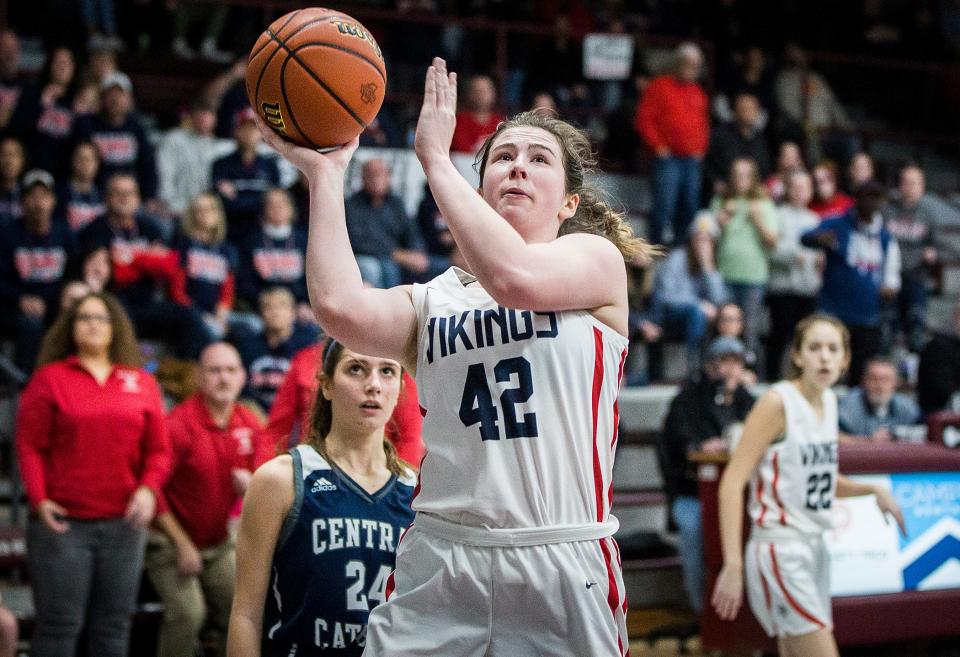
[200,38,232,64]
[172,37,196,60]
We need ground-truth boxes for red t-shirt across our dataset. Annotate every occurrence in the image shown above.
[635,74,710,157]
[158,394,265,548]
[451,111,504,155]
[260,344,425,467]
[16,357,171,519]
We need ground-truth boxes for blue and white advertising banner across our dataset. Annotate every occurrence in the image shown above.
[825,472,960,597]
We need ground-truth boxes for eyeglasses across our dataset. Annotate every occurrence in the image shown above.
[75,313,111,324]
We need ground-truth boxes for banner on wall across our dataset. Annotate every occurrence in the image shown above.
[825,471,960,597]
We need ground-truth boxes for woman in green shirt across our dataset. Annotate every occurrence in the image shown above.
[711,157,778,366]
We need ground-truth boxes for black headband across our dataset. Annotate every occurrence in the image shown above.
[321,338,339,369]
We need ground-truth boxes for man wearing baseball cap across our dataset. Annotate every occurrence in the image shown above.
[73,70,159,207]
[660,335,755,615]
[0,169,76,373]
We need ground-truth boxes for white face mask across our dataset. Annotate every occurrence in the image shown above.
[263,222,292,240]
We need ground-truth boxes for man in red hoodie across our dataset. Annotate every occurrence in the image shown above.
[635,42,710,246]
[145,342,265,657]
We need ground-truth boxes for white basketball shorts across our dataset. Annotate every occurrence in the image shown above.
[363,517,629,657]
[745,534,833,638]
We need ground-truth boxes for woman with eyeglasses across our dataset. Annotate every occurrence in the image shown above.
[15,291,171,657]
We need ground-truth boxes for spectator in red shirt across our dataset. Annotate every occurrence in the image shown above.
[145,342,265,657]
[450,75,504,155]
[810,160,853,220]
[16,291,170,657]
[635,42,710,246]
[261,342,425,466]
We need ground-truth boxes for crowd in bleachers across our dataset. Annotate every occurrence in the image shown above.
[2,2,960,653]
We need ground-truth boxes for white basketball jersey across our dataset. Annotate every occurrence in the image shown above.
[748,381,839,536]
[410,268,629,529]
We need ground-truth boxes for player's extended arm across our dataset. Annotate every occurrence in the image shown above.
[712,390,784,622]
[836,474,906,535]
[415,58,627,318]
[253,116,418,370]
[226,457,295,657]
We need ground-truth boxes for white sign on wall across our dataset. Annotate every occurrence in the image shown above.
[583,34,634,81]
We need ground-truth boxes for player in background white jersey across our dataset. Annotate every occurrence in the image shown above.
[253,56,653,656]
[711,314,905,657]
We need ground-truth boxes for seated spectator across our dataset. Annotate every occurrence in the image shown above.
[415,181,455,269]
[713,301,758,384]
[766,169,821,378]
[261,342,425,463]
[232,286,320,414]
[705,93,771,194]
[345,159,429,288]
[25,46,79,177]
[847,151,875,191]
[661,336,755,613]
[810,160,854,220]
[175,192,239,340]
[0,169,76,373]
[883,164,950,353]
[0,30,31,136]
[157,98,219,217]
[212,107,281,241]
[359,102,403,148]
[146,342,265,657]
[839,356,921,442]
[237,187,311,322]
[917,299,960,415]
[16,292,170,657]
[0,136,24,224]
[79,173,209,359]
[763,141,804,203]
[73,72,159,211]
[57,141,105,233]
[802,180,900,384]
[451,74,504,155]
[721,47,775,116]
[707,157,778,361]
[646,226,726,375]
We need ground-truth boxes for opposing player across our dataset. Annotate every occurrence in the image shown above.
[253,57,650,655]
[711,314,905,657]
[226,339,416,656]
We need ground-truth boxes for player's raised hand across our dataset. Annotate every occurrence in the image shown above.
[253,114,359,178]
[415,57,458,170]
[711,562,744,621]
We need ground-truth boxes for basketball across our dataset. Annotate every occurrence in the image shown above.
[245,8,387,150]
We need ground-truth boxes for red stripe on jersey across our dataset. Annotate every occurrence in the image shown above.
[385,522,415,601]
[591,327,606,523]
[756,542,777,635]
[411,453,427,501]
[606,349,627,510]
[599,538,626,657]
[769,544,826,629]
[771,451,787,525]
[756,474,767,528]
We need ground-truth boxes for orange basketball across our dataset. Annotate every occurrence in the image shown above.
[245,7,387,150]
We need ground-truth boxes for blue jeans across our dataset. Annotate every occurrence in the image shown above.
[725,282,766,360]
[80,0,117,35]
[671,496,704,614]
[651,156,702,246]
[662,302,709,371]
[356,255,402,289]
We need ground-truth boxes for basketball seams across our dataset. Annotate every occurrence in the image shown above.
[291,41,387,84]
[278,54,324,151]
[252,41,284,117]
[267,31,367,129]
[248,9,300,62]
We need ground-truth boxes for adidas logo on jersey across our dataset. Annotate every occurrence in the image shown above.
[311,477,338,493]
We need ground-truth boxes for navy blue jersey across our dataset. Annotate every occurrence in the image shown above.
[78,214,165,306]
[56,182,105,234]
[73,112,158,200]
[211,151,281,239]
[232,322,319,413]
[174,235,238,313]
[263,445,416,657]
[0,218,76,308]
[237,228,309,307]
